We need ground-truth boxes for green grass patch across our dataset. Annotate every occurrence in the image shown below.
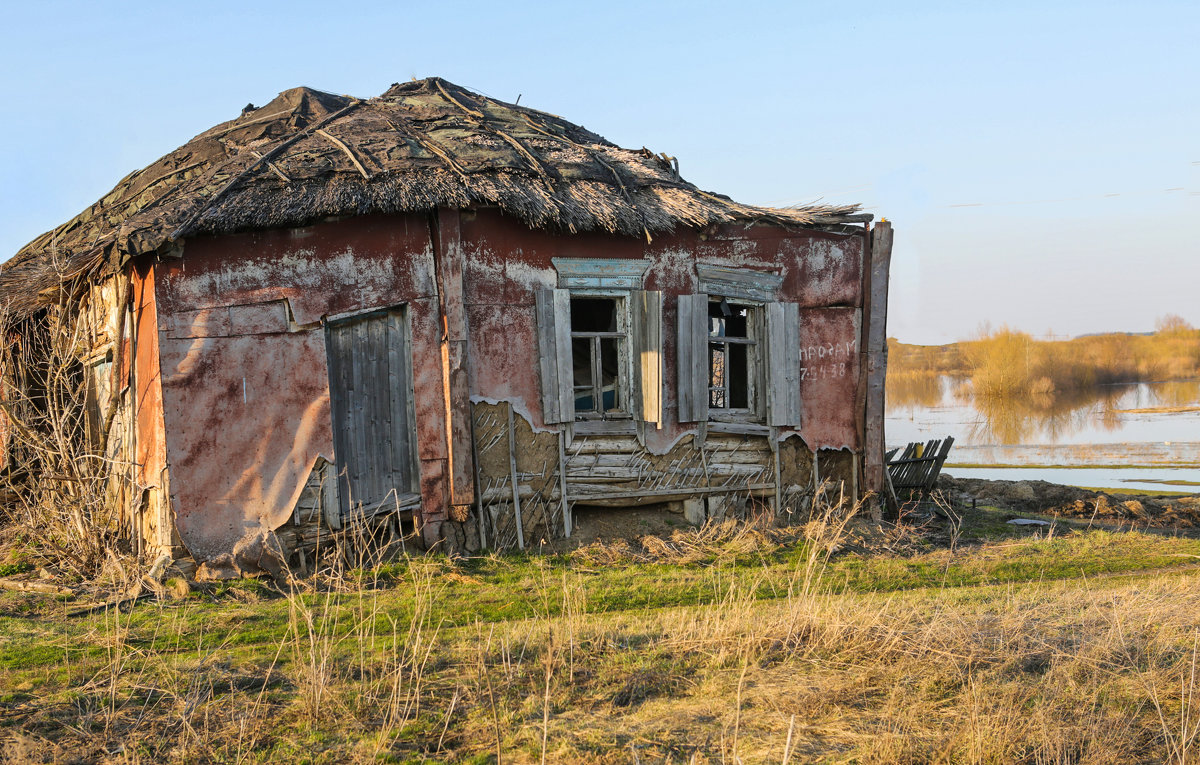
[945,462,1200,470]
[0,562,35,577]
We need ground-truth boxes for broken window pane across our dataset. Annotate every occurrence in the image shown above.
[571,298,617,333]
[707,299,757,414]
[729,343,749,409]
[569,295,627,420]
[572,337,595,412]
[600,337,620,412]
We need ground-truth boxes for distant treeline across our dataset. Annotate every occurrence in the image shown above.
[889,315,1200,401]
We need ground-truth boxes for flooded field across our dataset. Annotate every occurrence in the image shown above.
[886,376,1200,491]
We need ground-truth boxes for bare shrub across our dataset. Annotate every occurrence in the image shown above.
[0,291,133,580]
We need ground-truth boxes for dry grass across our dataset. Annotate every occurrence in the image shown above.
[0,294,134,583]
[6,499,1200,762]
[571,513,806,567]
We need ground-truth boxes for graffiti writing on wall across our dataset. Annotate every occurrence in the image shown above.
[800,339,856,381]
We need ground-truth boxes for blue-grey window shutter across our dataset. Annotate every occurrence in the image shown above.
[766,302,803,427]
[676,293,709,422]
[535,288,573,424]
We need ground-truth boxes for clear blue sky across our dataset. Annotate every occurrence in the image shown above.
[2,1,1196,343]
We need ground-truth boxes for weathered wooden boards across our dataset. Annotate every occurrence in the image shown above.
[862,222,893,502]
[325,308,416,518]
[435,208,476,511]
[886,436,954,503]
[563,434,775,507]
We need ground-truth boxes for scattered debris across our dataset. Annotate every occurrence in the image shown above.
[940,475,1200,529]
[0,577,74,597]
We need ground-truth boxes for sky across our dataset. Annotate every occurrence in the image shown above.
[0,1,1196,344]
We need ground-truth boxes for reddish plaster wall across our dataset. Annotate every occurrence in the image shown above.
[146,209,869,559]
[153,213,448,559]
[458,209,866,451]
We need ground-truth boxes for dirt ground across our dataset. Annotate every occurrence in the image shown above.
[567,503,689,544]
[938,474,1200,529]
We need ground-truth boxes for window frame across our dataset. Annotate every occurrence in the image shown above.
[705,297,765,424]
[678,265,802,429]
[567,291,633,423]
[536,258,662,434]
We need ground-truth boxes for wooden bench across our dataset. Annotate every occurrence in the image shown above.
[885,436,954,510]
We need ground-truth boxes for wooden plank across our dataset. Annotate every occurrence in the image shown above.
[564,436,641,454]
[534,288,563,423]
[367,314,387,507]
[558,429,572,537]
[863,221,893,497]
[351,318,370,511]
[325,321,351,518]
[765,302,802,427]
[568,482,776,503]
[435,208,475,508]
[552,289,573,421]
[630,290,663,426]
[773,433,784,513]
[676,293,708,422]
[695,263,784,302]
[387,311,414,495]
[706,420,771,437]
[506,403,525,550]
[572,419,637,436]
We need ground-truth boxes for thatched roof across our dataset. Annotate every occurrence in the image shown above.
[0,77,868,315]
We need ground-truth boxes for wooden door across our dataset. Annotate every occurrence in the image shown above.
[325,308,416,518]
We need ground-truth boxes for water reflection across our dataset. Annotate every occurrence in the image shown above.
[1150,380,1200,408]
[887,375,1200,446]
[965,384,1129,444]
[885,371,943,409]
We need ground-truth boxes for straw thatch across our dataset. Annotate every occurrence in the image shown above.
[0,77,868,315]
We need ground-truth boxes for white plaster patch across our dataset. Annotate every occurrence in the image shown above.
[504,260,555,292]
[803,240,845,280]
[650,247,696,291]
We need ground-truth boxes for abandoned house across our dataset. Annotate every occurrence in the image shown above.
[0,77,892,575]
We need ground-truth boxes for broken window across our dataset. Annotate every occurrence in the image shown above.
[570,297,628,419]
[708,299,758,413]
[678,279,803,427]
[535,262,662,429]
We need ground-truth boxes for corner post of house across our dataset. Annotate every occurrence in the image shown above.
[862,221,893,517]
[433,207,476,533]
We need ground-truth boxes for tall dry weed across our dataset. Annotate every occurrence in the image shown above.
[0,294,132,579]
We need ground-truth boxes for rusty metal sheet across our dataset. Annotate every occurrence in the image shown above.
[164,307,232,339]
[157,331,331,560]
[132,260,167,490]
[798,307,862,451]
[228,302,288,335]
[152,213,449,561]
[678,225,866,308]
[156,212,437,325]
[144,205,877,561]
